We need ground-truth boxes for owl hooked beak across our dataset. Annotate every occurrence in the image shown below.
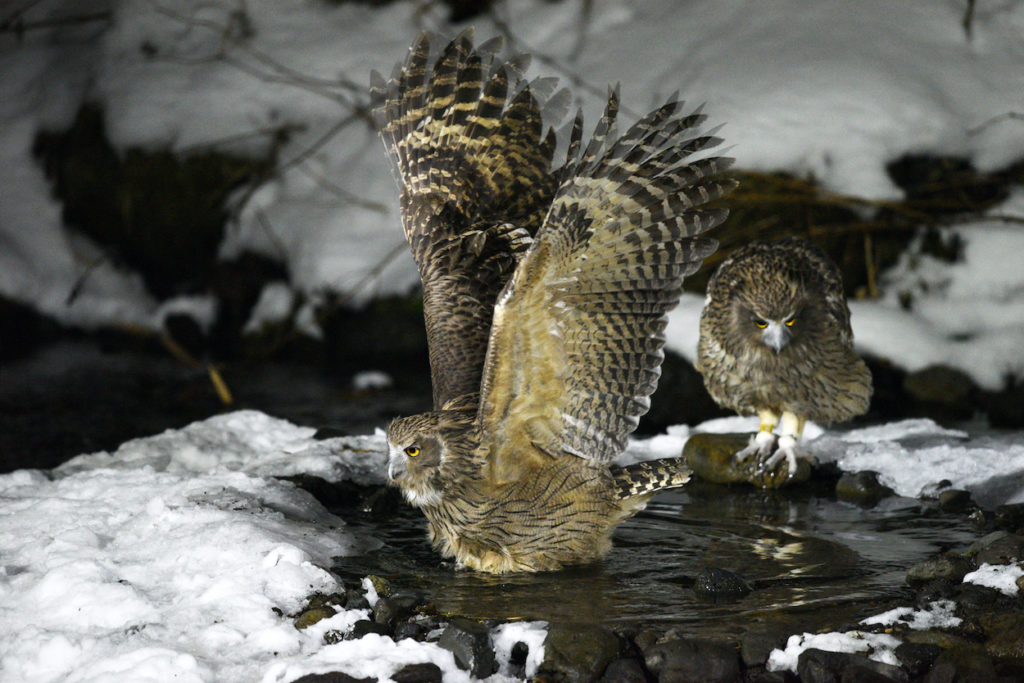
[761,321,791,353]
[387,446,406,481]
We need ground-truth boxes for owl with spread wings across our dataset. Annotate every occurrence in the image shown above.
[370,30,736,573]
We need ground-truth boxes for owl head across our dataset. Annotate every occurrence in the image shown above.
[730,267,820,355]
[385,412,448,508]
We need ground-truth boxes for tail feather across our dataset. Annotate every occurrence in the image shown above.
[612,458,692,500]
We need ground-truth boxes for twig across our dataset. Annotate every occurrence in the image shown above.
[152,2,365,107]
[488,14,644,119]
[327,240,410,310]
[293,164,390,214]
[254,210,289,265]
[962,0,975,41]
[175,123,305,156]
[277,110,368,173]
[864,232,878,298]
[65,254,109,305]
[967,111,1024,136]
[1,6,110,36]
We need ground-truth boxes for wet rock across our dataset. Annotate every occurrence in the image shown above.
[903,630,976,653]
[965,530,1024,566]
[937,489,974,513]
[391,662,443,683]
[633,628,661,653]
[539,623,621,683]
[902,365,978,421]
[835,471,895,506]
[797,648,907,683]
[294,605,337,630]
[694,566,752,599]
[437,618,496,678]
[906,553,974,585]
[597,657,647,683]
[978,611,1024,665]
[955,583,1003,610]
[348,619,390,639]
[373,592,423,629]
[924,647,998,682]
[366,575,394,599]
[894,641,941,678]
[394,620,427,642]
[684,432,811,488]
[741,631,785,669]
[643,637,740,683]
[291,673,373,683]
[344,589,370,611]
[507,641,529,679]
[743,672,789,683]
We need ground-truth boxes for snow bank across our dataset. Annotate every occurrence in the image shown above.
[0,410,546,682]
[2,0,1024,388]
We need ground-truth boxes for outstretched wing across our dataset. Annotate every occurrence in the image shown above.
[477,91,737,481]
[370,30,564,409]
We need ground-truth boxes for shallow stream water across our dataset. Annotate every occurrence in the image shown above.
[332,479,978,638]
[1,341,983,640]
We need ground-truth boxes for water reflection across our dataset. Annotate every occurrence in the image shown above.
[331,479,976,639]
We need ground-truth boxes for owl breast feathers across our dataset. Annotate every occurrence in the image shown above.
[696,237,872,475]
[372,29,736,572]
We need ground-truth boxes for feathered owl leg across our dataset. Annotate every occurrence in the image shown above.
[762,411,806,476]
[734,409,779,462]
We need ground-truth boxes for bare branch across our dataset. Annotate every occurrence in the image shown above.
[967,111,1024,136]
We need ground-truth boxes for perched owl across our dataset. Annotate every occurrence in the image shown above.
[371,30,736,573]
[695,237,872,477]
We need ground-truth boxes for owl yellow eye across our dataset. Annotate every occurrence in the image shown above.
[785,318,796,327]
[404,446,420,457]
[754,319,768,329]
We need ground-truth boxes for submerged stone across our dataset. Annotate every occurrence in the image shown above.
[684,432,811,488]
[694,566,753,598]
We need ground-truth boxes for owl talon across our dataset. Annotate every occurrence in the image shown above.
[734,430,775,462]
[759,436,799,478]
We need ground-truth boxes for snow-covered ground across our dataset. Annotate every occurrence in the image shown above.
[2,410,1023,681]
[0,411,546,682]
[2,0,1024,389]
